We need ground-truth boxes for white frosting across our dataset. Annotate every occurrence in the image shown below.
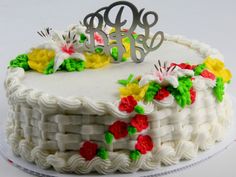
[20,33,223,102]
[5,34,233,174]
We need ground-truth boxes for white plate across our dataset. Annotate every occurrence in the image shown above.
[0,102,235,177]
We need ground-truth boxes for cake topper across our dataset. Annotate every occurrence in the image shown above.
[82,1,164,63]
[9,1,165,74]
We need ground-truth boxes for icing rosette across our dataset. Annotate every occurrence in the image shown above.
[135,135,154,154]
[79,141,109,160]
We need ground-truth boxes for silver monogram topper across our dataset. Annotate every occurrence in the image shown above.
[82,1,164,63]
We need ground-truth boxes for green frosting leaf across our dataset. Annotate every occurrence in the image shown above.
[122,34,138,43]
[194,64,206,76]
[97,147,109,160]
[118,74,134,86]
[167,77,193,108]
[130,150,141,161]
[79,33,87,43]
[111,47,128,62]
[111,34,137,62]
[43,59,54,74]
[9,54,30,71]
[95,47,103,53]
[213,77,225,102]
[60,58,85,72]
[105,132,114,144]
[144,81,161,102]
[128,126,137,136]
[134,105,145,114]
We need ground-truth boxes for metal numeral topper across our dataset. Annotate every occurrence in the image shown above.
[82,1,164,63]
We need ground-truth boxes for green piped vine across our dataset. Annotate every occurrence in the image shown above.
[213,77,225,102]
[144,81,161,102]
[9,54,30,71]
[9,54,85,74]
[194,63,206,76]
[167,77,193,108]
[60,58,85,72]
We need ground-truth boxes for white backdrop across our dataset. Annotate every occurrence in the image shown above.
[0,0,236,177]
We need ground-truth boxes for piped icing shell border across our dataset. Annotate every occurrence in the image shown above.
[5,34,227,118]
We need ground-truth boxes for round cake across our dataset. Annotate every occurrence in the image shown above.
[4,1,233,175]
[5,33,233,174]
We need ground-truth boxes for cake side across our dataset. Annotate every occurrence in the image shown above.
[5,34,233,174]
[5,93,233,173]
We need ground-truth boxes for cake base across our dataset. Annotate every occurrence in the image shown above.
[1,97,235,177]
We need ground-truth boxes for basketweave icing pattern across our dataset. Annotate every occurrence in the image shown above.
[6,91,232,173]
[7,87,232,151]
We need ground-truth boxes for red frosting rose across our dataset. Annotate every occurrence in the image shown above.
[130,114,148,132]
[79,141,98,161]
[201,70,216,80]
[135,135,154,154]
[154,88,170,101]
[119,96,137,113]
[109,121,128,139]
[190,87,196,104]
[171,63,193,70]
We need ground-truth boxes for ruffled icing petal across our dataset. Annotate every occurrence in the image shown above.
[139,74,155,87]
[53,53,68,72]
[165,76,179,88]
[70,52,85,61]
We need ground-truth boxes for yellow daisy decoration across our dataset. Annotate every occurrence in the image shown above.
[122,39,131,59]
[84,52,111,69]
[119,83,148,101]
[204,57,232,83]
[28,48,55,73]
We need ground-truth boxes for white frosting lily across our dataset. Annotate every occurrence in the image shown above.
[139,61,194,88]
[37,27,85,72]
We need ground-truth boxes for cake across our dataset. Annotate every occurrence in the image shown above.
[4,1,233,175]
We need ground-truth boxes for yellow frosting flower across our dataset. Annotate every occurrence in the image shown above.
[84,52,111,69]
[28,48,55,73]
[119,83,148,101]
[109,28,132,59]
[204,57,232,83]
[122,39,131,59]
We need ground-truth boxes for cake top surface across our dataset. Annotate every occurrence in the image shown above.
[6,1,232,116]
[21,39,202,101]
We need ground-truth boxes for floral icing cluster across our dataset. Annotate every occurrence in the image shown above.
[104,114,153,160]
[9,26,138,74]
[98,57,231,161]
[74,57,232,162]
[118,57,232,108]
